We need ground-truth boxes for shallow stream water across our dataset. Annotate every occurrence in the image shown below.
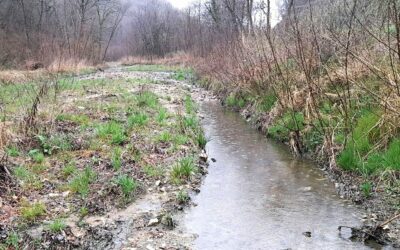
[184,101,383,250]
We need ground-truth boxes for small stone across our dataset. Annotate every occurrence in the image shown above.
[147,218,159,227]
[211,158,216,162]
[300,187,312,192]
[48,193,60,198]
[62,191,70,197]
[302,231,312,237]
[199,152,208,161]
[146,245,155,250]
[155,180,161,186]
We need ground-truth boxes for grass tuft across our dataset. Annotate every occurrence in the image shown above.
[116,175,138,199]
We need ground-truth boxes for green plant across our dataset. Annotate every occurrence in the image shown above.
[143,165,164,177]
[28,149,45,163]
[69,167,97,197]
[20,202,46,222]
[183,116,199,130]
[258,93,277,112]
[158,131,172,143]
[116,175,138,199]
[174,134,189,146]
[170,157,197,183]
[196,131,207,149]
[56,113,90,126]
[48,219,66,233]
[156,108,168,123]
[5,232,19,250]
[62,162,77,178]
[135,91,159,108]
[96,121,127,145]
[79,206,89,218]
[184,95,196,114]
[13,166,42,189]
[360,182,373,197]
[6,146,20,157]
[111,147,123,170]
[176,190,190,204]
[128,112,148,127]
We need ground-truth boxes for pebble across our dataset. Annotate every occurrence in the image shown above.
[147,218,159,227]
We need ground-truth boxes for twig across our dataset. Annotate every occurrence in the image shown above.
[379,213,400,228]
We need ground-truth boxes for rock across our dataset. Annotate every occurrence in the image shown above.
[300,187,312,192]
[302,231,312,237]
[27,226,44,241]
[155,180,161,187]
[147,218,159,227]
[199,152,208,161]
[146,245,155,250]
[211,158,216,162]
[48,193,60,198]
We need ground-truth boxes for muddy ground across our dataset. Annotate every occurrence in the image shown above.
[0,65,212,249]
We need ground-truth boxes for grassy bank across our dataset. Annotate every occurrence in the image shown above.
[0,65,206,249]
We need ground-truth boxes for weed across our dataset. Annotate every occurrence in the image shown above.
[20,202,46,222]
[62,162,77,178]
[258,93,277,112]
[196,131,207,149]
[69,166,97,197]
[176,190,190,204]
[56,113,90,126]
[13,166,42,189]
[226,94,246,108]
[174,134,189,146]
[127,112,148,128]
[170,157,197,183]
[183,116,199,130]
[116,175,138,199]
[135,91,159,108]
[96,121,127,145]
[6,146,20,157]
[156,108,168,123]
[157,131,172,143]
[28,149,45,163]
[184,95,196,114]
[79,206,89,218]
[361,182,373,197]
[143,165,164,177]
[111,147,123,170]
[5,232,19,249]
[48,219,66,233]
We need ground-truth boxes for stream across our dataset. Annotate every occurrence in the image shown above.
[183,100,383,250]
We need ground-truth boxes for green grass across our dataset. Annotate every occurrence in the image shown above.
[116,175,138,199]
[170,157,197,184]
[127,112,148,128]
[28,149,45,163]
[226,94,246,108]
[258,93,277,112]
[4,232,19,249]
[157,131,172,143]
[361,182,373,198]
[6,146,20,157]
[184,95,196,114]
[196,131,207,149]
[156,108,168,123]
[56,113,90,126]
[143,165,164,177]
[48,219,66,233]
[174,134,189,146]
[69,167,97,197]
[182,116,199,130]
[268,112,304,141]
[111,147,123,170]
[135,91,159,108]
[62,163,77,178]
[96,121,127,145]
[20,202,46,222]
[126,64,175,72]
[37,134,73,155]
[79,206,89,218]
[176,190,190,204]
[13,166,42,189]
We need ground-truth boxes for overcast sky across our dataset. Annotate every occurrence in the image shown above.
[166,0,281,25]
